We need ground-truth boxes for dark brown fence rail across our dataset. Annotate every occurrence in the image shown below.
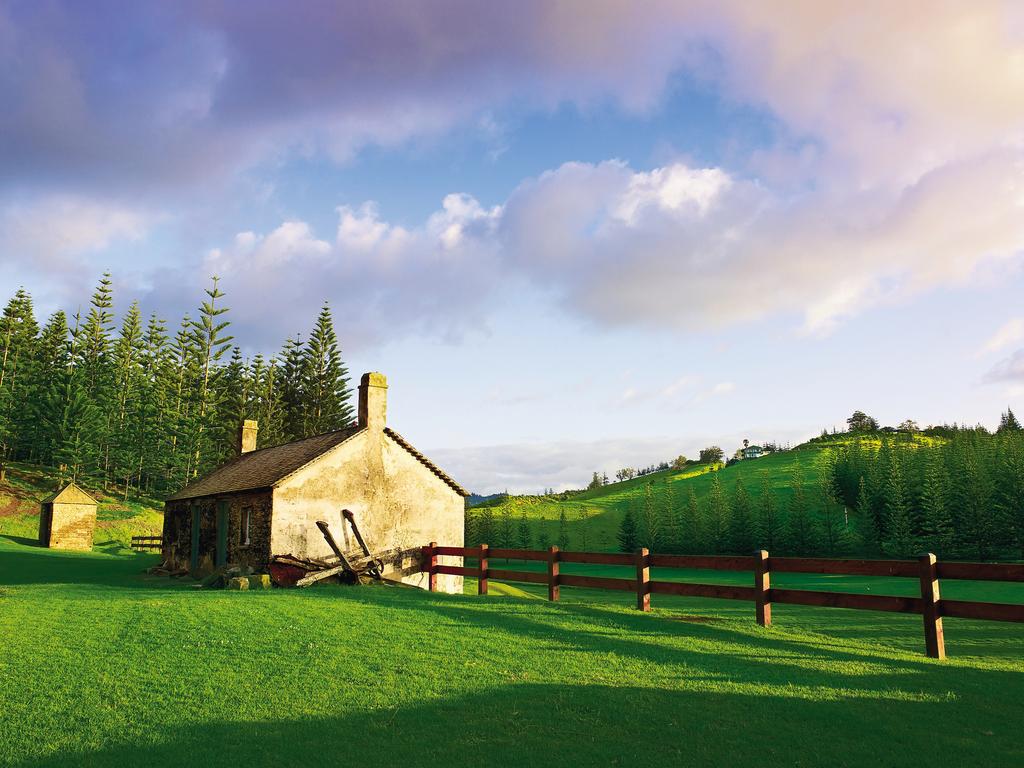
[130,535,162,552]
[420,542,1024,659]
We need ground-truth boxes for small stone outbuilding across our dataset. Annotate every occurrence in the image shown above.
[38,482,98,551]
[161,372,467,592]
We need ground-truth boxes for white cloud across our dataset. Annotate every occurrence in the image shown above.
[500,153,1024,335]
[691,381,737,405]
[0,195,152,308]
[189,146,1024,349]
[985,350,1024,384]
[614,166,731,224]
[618,387,640,405]
[427,194,502,251]
[0,196,149,267]
[336,204,403,252]
[981,318,1024,356]
[187,195,503,347]
[599,373,736,411]
[660,375,698,398]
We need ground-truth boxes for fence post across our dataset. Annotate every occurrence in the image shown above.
[918,552,945,659]
[754,550,772,627]
[425,541,438,592]
[478,543,489,595]
[547,546,560,602]
[636,548,650,612]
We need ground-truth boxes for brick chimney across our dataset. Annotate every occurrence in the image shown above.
[238,420,258,454]
[358,372,387,430]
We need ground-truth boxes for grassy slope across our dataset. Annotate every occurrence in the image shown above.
[1,540,1022,767]
[477,435,935,551]
[477,449,816,550]
[0,463,163,553]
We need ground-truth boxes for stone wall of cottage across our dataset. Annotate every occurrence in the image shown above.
[162,489,273,574]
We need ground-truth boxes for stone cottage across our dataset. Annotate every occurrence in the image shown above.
[38,482,98,551]
[162,372,467,592]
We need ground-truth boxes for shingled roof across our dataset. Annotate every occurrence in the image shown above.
[166,426,362,501]
[166,424,469,501]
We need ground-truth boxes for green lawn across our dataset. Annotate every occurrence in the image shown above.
[1,538,1022,767]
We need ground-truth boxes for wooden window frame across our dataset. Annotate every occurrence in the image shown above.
[239,505,252,547]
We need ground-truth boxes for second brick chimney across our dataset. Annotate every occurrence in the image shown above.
[238,420,259,454]
[358,372,387,431]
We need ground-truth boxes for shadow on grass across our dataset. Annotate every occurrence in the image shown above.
[355,590,934,683]
[465,572,1024,656]
[0,539,164,588]
[289,584,1024,716]
[0,534,39,547]
[13,682,1021,768]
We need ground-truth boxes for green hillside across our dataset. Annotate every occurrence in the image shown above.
[469,434,939,553]
[0,462,163,553]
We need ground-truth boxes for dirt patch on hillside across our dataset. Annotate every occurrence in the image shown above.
[0,484,38,503]
[0,498,34,517]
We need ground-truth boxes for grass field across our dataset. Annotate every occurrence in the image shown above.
[2,538,1022,767]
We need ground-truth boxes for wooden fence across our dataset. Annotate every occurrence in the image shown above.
[130,535,162,552]
[420,543,1024,659]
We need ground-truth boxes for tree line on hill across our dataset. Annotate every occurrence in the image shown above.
[468,412,1024,560]
[830,419,1024,559]
[0,276,354,497]
[464,503,605,554]
[614,467,853,557]
[613,418,1024,560]
[588,443,788,492]
[589,446,739,490]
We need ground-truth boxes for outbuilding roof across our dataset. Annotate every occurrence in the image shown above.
[41,482,97,505]
[166,425,469,501]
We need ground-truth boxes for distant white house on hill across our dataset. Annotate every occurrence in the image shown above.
[733,440,766,461]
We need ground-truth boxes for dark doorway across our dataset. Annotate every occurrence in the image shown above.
[190,505,200,572]
[216,501,228,567]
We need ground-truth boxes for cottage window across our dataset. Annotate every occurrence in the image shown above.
[240,506,252,546]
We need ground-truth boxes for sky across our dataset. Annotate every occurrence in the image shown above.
[2,1,1024,494]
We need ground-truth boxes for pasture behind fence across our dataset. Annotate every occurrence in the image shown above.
[130,535,162,552]
[421,543,1024,659]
